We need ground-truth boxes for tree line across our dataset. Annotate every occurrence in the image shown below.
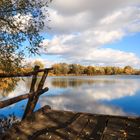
[50,63,140,76]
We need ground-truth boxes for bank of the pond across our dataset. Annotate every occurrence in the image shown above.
[1,106,140,140]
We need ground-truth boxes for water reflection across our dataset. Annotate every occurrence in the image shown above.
[42,76,140,116]
[51,77,95,88]
[0,78,19,99]
[0,76,140,117]
[39,91,126,116]
[49,77,140,101]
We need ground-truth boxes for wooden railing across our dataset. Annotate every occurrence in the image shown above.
[0,65,53,120]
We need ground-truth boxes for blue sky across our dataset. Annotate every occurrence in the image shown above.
[104,32,140,57]
[29,0,140,68]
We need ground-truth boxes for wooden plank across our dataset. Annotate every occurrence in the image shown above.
[37,69,49,91]
[56,114,90,139]
[88,116,108,140]
[75,115,97,139]
[22,65,40,119]
[0,87,48,109]
[0,68,53,78]
[28,111,81,140]
[30,65,40,92]
[23,69,49,120]
[102,135,121,140]
[103,118,127,139]
[126,118,140,139]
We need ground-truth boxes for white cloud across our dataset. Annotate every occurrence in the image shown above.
[42,0,140,67]
[25,57,55,67]
[42,33,140,67]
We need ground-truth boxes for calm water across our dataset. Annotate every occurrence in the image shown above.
[0,75,140,119]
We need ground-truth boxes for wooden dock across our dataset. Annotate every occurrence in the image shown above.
[1,105,140,140]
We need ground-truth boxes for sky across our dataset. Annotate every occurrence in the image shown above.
[32,0,140,68]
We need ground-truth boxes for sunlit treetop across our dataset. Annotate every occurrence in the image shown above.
[0,0,51,72]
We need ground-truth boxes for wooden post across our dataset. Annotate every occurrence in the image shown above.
[22,65,40,119]
[25,69,49,116]
[22,66,49,120]
[0,65,52,119]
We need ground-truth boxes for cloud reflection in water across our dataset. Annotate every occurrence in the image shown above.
[39,76,140,116]
[1,76,140,117]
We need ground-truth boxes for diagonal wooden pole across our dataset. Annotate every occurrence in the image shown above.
[0,87,48,109]
[22,65,40,119]
[22,66,49,120]
[23,70,49,119]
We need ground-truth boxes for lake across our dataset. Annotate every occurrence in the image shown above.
[0,75,140,119]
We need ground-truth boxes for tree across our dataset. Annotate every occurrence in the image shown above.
[124,66,134,74]
[105,67,114,75]
[0,0,51,72]
[85,66,94,75]
[60,63,69,75]
[52,64,62,75]
[33,60,44,69]
[69,64,84,75]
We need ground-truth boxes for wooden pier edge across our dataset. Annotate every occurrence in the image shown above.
[1,106,140,140]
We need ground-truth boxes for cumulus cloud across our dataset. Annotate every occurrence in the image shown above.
[42,33,140,67]
[24,57,55,67]
[41,0,140,67]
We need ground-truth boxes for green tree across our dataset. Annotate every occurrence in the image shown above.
[0,0,51,72]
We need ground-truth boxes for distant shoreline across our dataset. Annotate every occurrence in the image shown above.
[48,73,140,76]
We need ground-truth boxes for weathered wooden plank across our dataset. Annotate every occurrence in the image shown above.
[0,68,53,78]
[0,87,48,109]
[102,134,122,140]
[103,118,127,139]
[0,93,31,109]
[88,116,108,140]
[74,115,97,140]
[22,66,50,119]
[37,69,49,91]
[23,70,49,119]
[55,114,90,140]
[22,66,40,119]
[126,118,140,139]
[28,112,81,140]
[30,65,40,92]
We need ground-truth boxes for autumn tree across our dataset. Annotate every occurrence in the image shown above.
[69,64,84,75]
[52,64,62,75]
[124,66,134,74]
[0,0,51,73]
[33,60,44,69]
[85,66,94,75]
[60,63,69,75]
